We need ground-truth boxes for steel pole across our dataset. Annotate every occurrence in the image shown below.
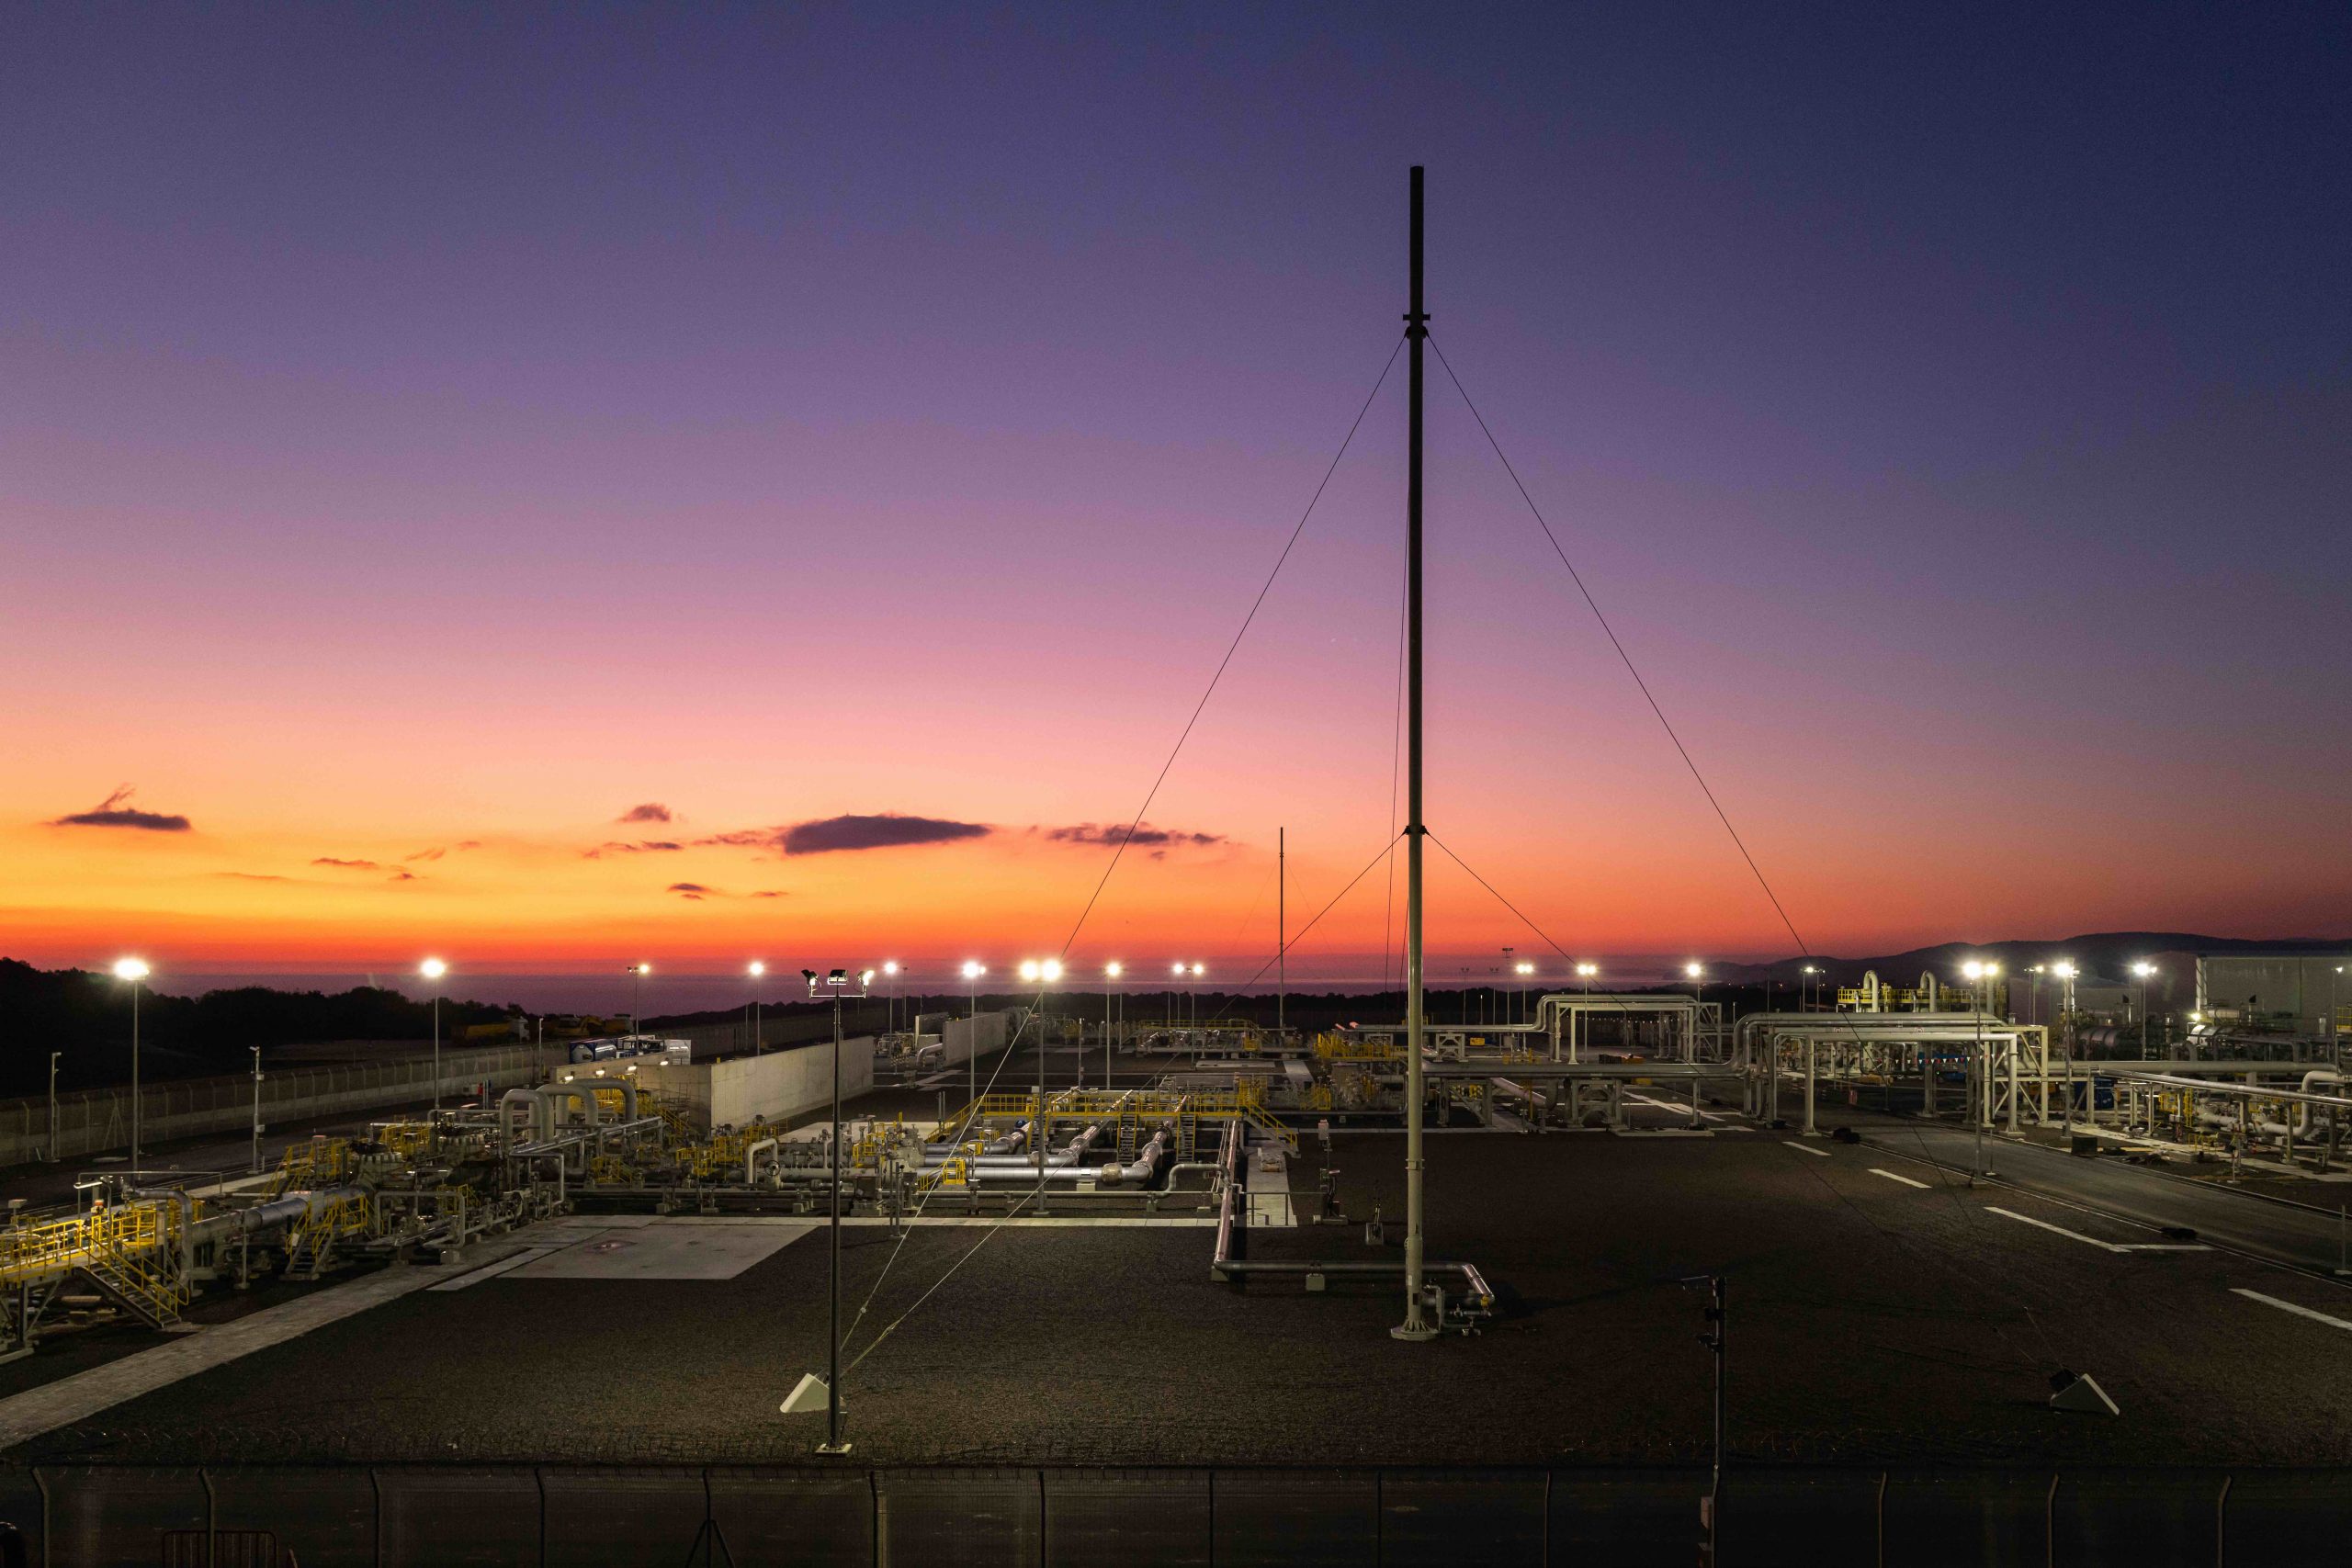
[431,991,441,1113]
[1277,827,1285,1040]
[48,1053,59,1164]
[130,980,141,1171]
[1396,164,1434,1342]
[251,1046,262,1172]
[820,992,847,1453]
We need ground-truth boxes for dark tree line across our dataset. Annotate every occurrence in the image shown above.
[0,959,515,1099]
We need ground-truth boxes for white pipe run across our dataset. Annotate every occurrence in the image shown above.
[928,1123,1104,1170]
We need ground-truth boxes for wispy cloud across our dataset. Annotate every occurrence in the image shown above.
[781,813,990,856]
[215,871,293,882]
[618,803,673,824]
[1043,822,1226,850]
[389,869,419,883]
[405,847,446,863]
[585,840,685,859]
[50,785,191,833]
[668,881,715,900]
[691,829,770,849]
[312,857,381,871]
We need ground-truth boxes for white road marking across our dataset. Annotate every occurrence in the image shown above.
[1627,1093,1729,1122]
[1986,1206,2210,1253]
[1782,1141,1832,1157]
[2234,1289,2352,1333]
[1869,1168,1929,1189]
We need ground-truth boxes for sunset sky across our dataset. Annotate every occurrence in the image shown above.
[6,6,2348,988]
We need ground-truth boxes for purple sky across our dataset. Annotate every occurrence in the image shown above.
[6,4,2349,976]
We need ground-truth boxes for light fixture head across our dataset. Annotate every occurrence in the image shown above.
[112,957,151,982]
[747,960,765,977]
[801,968,819,984]
[827,968,846,985]
[961,961,984,980]
[634,962,651,976]
[2131,961,2156,978]
[1515,962,1534,976]
[1191,963,1204,977]
[1041,959,1063,983]
[883,961,899,976]
[1172,963,1186,976]
[1962,961,1984,980]
[2052,960,2077,979]
[1018,960,1041,983]
[1684,962,1703,979]
[419,956,448,981]
[1104,961,1124,978]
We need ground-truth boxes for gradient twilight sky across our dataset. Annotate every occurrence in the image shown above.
[6,4,2349,985]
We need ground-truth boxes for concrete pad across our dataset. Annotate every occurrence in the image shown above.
[505,1223,816,1280]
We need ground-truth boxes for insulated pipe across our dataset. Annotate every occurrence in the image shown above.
[743,1137,779,1184]
[1095,1131,1169,1187]
[186,1186,364,1246]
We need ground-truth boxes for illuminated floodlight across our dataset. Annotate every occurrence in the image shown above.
[883,961,899,976]
[1962,961,1984,981]
[2131,961,2156,978]
[2051,960,2077,979]
[1514,962,1534,976]
[419,957,448,981]
[1019,960,1040,983]
[748,961,766,977]
[1190,963,1205,978]
[1683,962,1703,980]
[633,962,652,976]
[960,961,984,980]
[1172,963,1186,976]
[827,968,846,984]
[860,969,876,986]
[1104,961,1124,978]
[112,957,151,982]
[1576,962,1600,978]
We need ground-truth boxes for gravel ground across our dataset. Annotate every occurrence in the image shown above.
[16,1130,2352,1470]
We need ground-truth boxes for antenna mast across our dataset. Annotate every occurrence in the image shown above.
[1394,164,1436,1342]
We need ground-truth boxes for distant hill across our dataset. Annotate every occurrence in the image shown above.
[1715,933,2346,987]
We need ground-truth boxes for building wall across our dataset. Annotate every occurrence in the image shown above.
[2197,954,2352,1029]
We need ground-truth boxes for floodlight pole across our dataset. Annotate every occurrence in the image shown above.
[1277,827,1285,1040]
[1395,164,1435,1343]
[129,979,141,1171]
[808,968,866,1456]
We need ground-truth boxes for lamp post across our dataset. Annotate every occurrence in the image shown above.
[1962,961,2000,1178]
[790,965,870,1456]
[47,1051,60,1165]
[1801,964,1819,1012]
[628,962,650,1043]
[747,961,766,1054]
[1514,961,1534,1028]
[961,961,985,1113]
[250,1046,264,1172]
[1018,960,1063,1174]
[882,961,900,1036]
[2051,960,2079,1130]
[1190,963,1204,1032]
[1103,962,1123,1089]
[420,958,448,1112]
[2132,962,2157,1059]
[1685,962,1705,1061]
[113,958,150,1168]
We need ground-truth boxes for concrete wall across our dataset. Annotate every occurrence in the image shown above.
[941,1009,1009,1066]
[629,1038,876,1134]
[659,1006,888,1058]
[0,1043,548,1170]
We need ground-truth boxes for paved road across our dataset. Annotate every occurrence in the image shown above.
[1853,1113,2352,1280]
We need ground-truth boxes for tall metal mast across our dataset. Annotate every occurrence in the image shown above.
[1394,165,1435,1342]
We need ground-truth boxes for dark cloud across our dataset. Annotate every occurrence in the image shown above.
[667,882,714,900]
[618,804,673,824]
[50,785,191,833]
[405,847,446,863]
[215,871,292,882]
[1043,822,1226,850]
[389,869,418,883]
[751,890,786,899]
[312,857,380,871]
[584,840,685,859]
[780,814,990,856]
